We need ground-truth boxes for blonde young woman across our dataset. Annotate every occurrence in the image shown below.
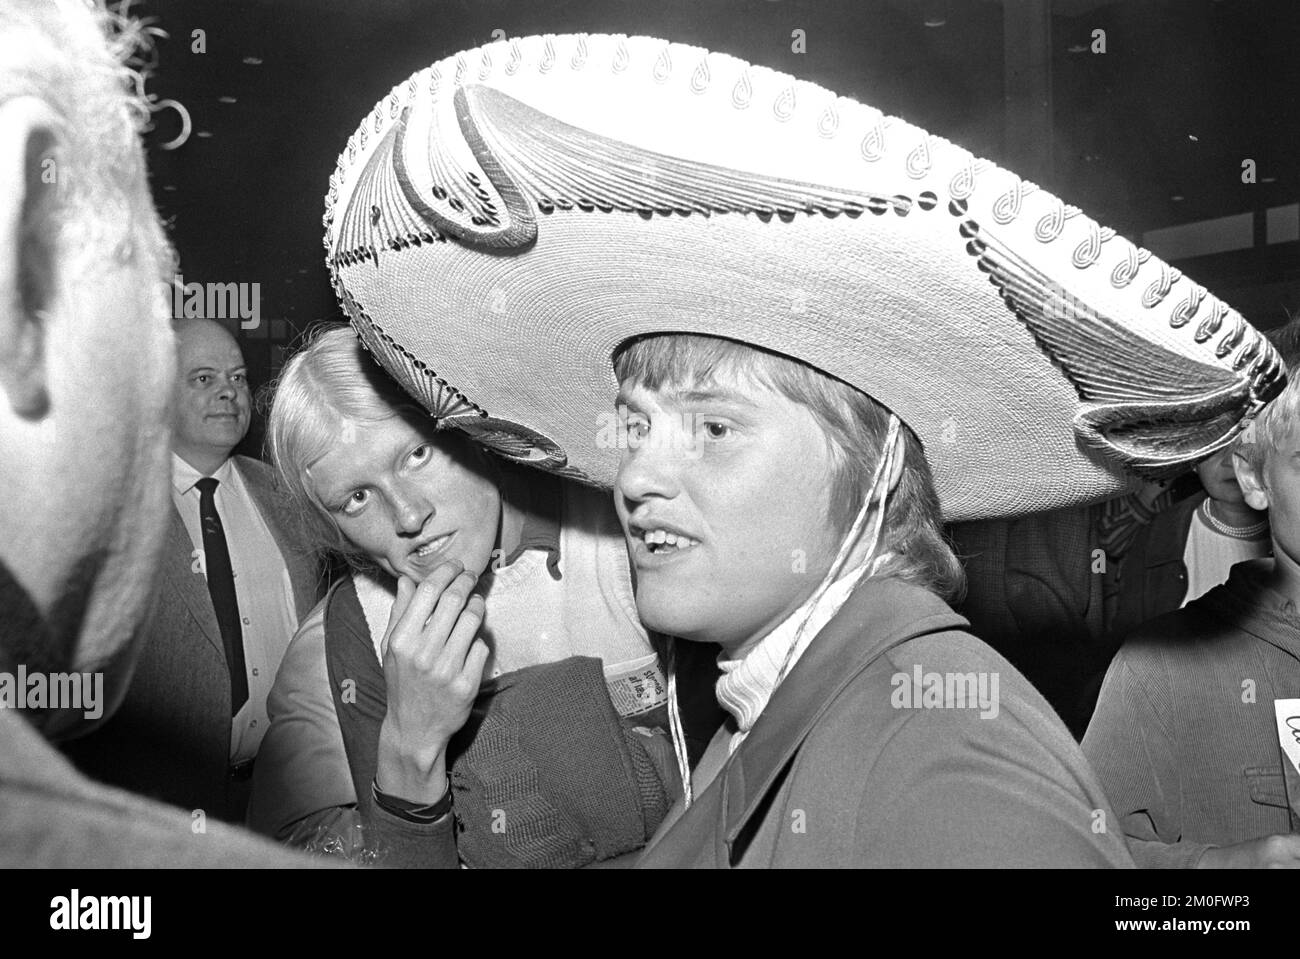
[247,325,719,868]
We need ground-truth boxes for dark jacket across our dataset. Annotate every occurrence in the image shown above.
[948,504,1104,736]
[0,557,313,867]
[62,456,324,822]
[1107,491,1204,643]
[637,576,1135,868]
[1083,559,1300,868]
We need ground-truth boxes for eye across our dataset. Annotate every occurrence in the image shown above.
[625,415,650,442]
[231,372,247,385]
[340,489,370,516]
[195,374,210,385]
[702,420,733,440]
[408,443,432,467]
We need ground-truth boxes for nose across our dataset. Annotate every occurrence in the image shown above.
[616,440,683,515]
[215,374,237,402]
[390,480,435,536]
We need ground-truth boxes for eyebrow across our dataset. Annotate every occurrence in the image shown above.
[310,466,362,507]
[671,388,748,404]
[616,384,752,407]
[316,486,349,509]
[315,436,433,506]
[186,365,247,375]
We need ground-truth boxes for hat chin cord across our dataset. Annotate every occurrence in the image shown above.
[665,414,902,811]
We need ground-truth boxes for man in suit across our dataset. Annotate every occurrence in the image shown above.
[64,318,323,823]
[0,0,309,866]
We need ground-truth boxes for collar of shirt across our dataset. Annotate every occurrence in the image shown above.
[713,552,897,747]
[171,452,235,496]
[714,572,860,742]
[496,463,562,578]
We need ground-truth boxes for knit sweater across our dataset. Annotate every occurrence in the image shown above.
[249,471,669,852]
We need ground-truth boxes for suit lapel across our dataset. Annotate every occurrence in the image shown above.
[718,577,968,862]
[162,502,225,660]
[236,456,315,619]
[165,457,316,666]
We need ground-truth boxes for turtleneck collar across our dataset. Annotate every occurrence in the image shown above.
[714,569,866,749]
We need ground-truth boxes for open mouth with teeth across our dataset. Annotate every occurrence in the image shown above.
[414,531,455,558]
[639,528,701,554]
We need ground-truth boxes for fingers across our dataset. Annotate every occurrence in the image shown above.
[386,560,464,660]
[413,568,479,669]
[381,575,417,660]
[441,593,486,673]
[439,627,488,709]
[1262,833,1300,866]
[465,637,490,682]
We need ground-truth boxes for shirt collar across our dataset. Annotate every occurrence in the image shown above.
[496,462,562,578]
[715,569,864,738]
[171,452,234,496]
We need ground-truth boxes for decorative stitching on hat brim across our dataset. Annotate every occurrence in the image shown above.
[321,33,1287,505]
[345,290,588,481]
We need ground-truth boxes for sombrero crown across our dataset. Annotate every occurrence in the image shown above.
[324,33,1283,522]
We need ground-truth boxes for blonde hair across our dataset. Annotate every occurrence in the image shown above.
[1235,369,1300,477]
[614,334,965,603]
[264,324,441,562]
[1231,316,1300,476]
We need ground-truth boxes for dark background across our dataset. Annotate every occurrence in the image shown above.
[133,0,1300,454]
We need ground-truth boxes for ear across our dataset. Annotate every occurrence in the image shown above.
[1232,447,1269,512]
[0,96,63,420]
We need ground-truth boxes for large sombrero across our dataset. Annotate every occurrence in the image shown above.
[323,33,1283,522]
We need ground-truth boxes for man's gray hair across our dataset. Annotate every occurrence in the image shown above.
[0,0,163,258]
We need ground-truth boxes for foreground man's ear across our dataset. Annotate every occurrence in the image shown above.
[0,96,63,420]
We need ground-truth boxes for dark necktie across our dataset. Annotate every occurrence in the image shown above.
[195,477,248,712]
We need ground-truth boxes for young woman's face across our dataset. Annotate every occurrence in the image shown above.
[1196,447,1247,505]
[307,415,501,580]
[614,375,843,653]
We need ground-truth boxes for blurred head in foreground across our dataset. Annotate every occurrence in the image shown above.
[0,0,177,736]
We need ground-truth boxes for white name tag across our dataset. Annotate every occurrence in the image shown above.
[1273,698,1300,830]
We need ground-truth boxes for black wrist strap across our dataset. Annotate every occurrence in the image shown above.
[372,776,453,824]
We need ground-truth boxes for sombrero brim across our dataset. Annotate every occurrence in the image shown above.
[324,34,1282,522]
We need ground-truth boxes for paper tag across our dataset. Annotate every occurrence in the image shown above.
[1273,699,1300,831]
[604,653,668,718]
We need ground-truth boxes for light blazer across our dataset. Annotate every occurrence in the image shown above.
[637,576,1135,869]
[62,455,324,822]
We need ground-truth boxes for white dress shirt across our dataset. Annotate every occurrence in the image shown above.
[171,453,300,763]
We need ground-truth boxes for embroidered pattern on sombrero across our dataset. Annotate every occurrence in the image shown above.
[342,286,479,420]
[335,77,1281,476]
[333,113,448,267]
[958,215,1282,476]
[343,286,584,479]
[322,34,1285,513]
